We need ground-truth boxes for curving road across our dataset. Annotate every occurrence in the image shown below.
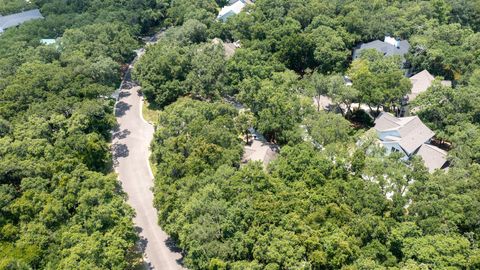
[112,65,185,270]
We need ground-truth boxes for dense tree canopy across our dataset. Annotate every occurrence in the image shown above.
[139,0,480,269]
[0,0,163,268]
[152,102,480,268]
[3,0,480,269]
[348,50,412,115]
[0,0,35,15]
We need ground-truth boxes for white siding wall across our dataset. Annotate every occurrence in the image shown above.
[382,142,409,160]
[378,130,401,141]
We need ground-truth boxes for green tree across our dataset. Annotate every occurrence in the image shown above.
[303,111,353,147]
[133,40,190,106]
[348,50,411,115]
[186,43,227,100]
[234,110,255,144]
[309,26,350,73]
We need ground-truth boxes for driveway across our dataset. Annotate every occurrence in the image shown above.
[112,66,185,270]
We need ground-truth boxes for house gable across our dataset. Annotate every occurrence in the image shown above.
[373,113,446,172]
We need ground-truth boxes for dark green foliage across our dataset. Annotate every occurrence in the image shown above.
[3,0,480,269]
[159,0,218,26]
[0,0,35,15]
[407,23,476,80]
[153,102,480,268]
[146,1,480,269]
[133,39,227,107]
[0,0,161,268]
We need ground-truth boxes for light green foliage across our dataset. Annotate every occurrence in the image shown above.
[147,2,480,269]
[234,110,255,143]
[408,23,475,80]
[0,0,156,268]
[134,39,226,107]
[328,75,359,115]
[308,73,359,115]
[3,0,480,269]
[151,96,480,268]
[308,72,330,100]
[402,235,470,268]
[303,111,353,147]
[151,98,243,268]
[348,50,411,114]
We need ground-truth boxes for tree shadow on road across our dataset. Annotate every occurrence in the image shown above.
[132,226,154,270]
[123,80,137,90]
[113,128,131,140]
[112,143,129,166]
[119,90,131,99]
[165,237,186,266]
[115,101,132,117]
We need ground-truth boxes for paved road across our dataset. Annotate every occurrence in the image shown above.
[112,67,185,270]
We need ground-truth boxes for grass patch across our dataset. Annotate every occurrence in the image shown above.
[141,98,160,177]
[142,99,161,124]
[149,158,158,177]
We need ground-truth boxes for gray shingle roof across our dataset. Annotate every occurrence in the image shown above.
[408,69,452,101]
[212,38,240,58]
[374,113,434,155]
[0,9,43,31]
[353,38,410,60]
[416,144,448,172]
[397,117,435,154]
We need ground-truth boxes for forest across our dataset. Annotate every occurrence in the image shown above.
[1,0,480,269]
[134,0,480,269]
[0,0,163,268]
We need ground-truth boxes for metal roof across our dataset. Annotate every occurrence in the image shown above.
[217,1,246,21]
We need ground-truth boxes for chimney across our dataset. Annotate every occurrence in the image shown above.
[384,36,397,46]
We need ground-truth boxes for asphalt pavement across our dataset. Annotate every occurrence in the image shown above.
[112,68,185,270]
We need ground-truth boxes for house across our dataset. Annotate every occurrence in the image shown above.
[407,69,452,101]
[212,38,241,58]
[374,112,448,172]
[352,36,410,65]
[0,9,43,33]
[217,0,248,22]
[228,0,254,5]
